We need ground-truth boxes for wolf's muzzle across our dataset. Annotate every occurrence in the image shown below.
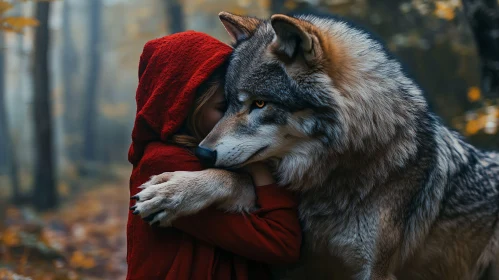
[195,146,217,167]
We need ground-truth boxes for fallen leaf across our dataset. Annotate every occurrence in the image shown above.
[434,1,455,20]
[2,16,39,29]
[467,86,481,102]
[1,227,20,246]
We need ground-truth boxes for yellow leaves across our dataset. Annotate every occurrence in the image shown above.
[258,0,270,9]
[0,0,39,33]
[463,87,498,135]
[434,1,455,20]
[228,7,247,16]
[70,251,96,269]
[1,227,20,246]
[0,166,133,277]
[284,0,297,10]
[3,16,39,28]
[1,16,39,33]
[465,118,481,136]
[0,1,13,14]
[467,86,481,102]
[0,269,13,279]
[461,105,499,136]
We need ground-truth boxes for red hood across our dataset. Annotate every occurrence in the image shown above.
[128,31,233,165]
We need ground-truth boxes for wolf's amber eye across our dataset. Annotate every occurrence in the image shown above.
[254,100,266,108]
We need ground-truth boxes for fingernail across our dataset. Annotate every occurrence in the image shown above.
[131,195,139,201]
[133,210,140,215]
[130,205,137,211]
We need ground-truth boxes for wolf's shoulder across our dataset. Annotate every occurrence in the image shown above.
[440,146,499,215]
[484,151,499,162]
[481,151,499,182]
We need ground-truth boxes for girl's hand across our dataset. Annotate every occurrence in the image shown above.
[243,162,276,186]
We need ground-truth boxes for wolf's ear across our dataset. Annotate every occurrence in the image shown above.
[270,14,318,62]
[219,11,262,43]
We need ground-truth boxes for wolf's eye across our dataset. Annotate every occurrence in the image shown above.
[254,100,266,108]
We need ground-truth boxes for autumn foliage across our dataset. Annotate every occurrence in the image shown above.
[0,1,39,33]
[0,169,129,279]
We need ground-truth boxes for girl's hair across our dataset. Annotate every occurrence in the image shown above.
[169,67,224,148]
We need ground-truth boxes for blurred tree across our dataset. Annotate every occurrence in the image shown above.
[164,0,184,33]
[272,0,325,17]
[0,33,6,172]
[462,0,499,100]
[82,0,102,164]
[271,0,285,13]
[62,0,80,162]
[0,32,21,203]
[33,1,57,210]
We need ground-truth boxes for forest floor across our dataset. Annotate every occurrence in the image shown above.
[0,166,131,280]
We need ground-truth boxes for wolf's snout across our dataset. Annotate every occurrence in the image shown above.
[195,146,217,167]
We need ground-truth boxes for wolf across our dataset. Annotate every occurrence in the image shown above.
[132,12,499,279]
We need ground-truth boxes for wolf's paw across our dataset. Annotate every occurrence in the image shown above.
[138,173,173,190]
[130,171,210,227]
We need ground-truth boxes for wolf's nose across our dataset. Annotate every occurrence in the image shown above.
[195,146,217,167]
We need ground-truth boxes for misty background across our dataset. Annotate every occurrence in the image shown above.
[0,0,498,279]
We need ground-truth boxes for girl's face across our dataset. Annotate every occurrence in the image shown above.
[198,86,227,137]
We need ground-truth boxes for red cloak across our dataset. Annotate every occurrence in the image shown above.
[126,31,302,280]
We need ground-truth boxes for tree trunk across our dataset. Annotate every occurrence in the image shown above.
[82,0,102,163]
[462,0,499,99]
[62,0,80,162]
[33,1,57,211]
[164,0,184,33]
[0,32,21,203]
[0,33,6,171]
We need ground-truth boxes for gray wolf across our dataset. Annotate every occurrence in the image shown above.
[133,12,499,280]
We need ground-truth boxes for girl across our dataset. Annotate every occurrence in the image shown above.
[127,31,302,280]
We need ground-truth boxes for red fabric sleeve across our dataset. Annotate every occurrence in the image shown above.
[173,187,302,264]
[134,142,302,264]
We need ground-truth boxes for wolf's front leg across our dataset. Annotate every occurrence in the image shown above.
[131,169,256,226]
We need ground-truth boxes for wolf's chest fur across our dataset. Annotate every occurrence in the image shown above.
[284,127,499,279]
[299,186,382,255]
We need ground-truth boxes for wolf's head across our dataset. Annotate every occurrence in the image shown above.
[198,12,428,189]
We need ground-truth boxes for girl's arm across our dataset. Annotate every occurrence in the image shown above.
[173,183,301,264]
[132,143,301,264]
